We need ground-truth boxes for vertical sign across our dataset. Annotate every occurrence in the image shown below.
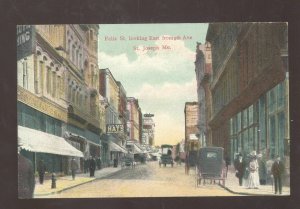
[17,25,36,60]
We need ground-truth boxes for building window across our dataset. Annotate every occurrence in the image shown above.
[34,60,39,94]
[71,89,75,103]
[68,85,72,101]
[249,105,254,125]
[242,108,248,129]
[39,61,44,93]
[259,95,266,151]
[46,67,51,94]
[52,71,56,98]
[278,112,285,157]
[269,115,276,158]
[22,60,28,89]
[57,76,61,98]
[72,45,75,62]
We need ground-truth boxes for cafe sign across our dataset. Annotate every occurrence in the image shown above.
[106,124,124,134]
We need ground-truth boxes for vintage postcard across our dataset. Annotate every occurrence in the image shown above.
[17,23,289,198]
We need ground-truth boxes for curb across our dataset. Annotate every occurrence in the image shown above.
[35,168,123,197]
[218,184,288,196]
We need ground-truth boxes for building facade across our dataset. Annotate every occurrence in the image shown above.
[194,42,212,147]
[17,24,102,174]
[127,97,141,142]
[99,68,126,164]
[184,102,200,152]
[206,23,289,180]
[142,114,155,146]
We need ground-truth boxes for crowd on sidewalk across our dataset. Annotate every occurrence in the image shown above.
[227,150,289,195]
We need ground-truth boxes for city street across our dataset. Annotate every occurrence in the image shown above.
[47,162,237,198]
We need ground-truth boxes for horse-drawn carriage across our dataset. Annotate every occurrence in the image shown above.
[195,147,227,187]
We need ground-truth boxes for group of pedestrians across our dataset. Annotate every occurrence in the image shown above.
[84,156,102,177]
[234,151,285,194]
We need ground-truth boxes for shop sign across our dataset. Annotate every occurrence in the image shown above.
[144,113,154,117]
[106,124,124,134]
[17,25,36,60]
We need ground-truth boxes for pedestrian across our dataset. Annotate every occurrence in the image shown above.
[84,158,90,173]
[258,154,267,185]
[89,156,96,177]
[266,155,274,185]
[96,157,101,170]
[37,159,46,184]
[18,153,35,198]
[271,155,285,195]
[99,157,102,169]
[246,151,260,189]
[225,156,230,177]
[70,158,78,180]
[234,153,246,186]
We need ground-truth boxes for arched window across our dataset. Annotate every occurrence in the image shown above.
[57,75,61,98]
[68,39,71,54]
[52,71,56,98]
[39,61,44,93]
[76,50,79,67]
[72,45,75,62]
[90,65,94,86]
[68,84,72,101]
[71,88,75,103]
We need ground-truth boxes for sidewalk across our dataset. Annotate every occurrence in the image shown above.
[34,166,122,197]
[221,166,290,196]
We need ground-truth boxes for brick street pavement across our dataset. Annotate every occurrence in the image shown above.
[221,166,290,196]
[34,166,122,197]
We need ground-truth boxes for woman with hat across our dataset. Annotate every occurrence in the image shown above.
[246,151,260,189]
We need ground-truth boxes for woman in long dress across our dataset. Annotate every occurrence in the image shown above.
[247,156,260,189]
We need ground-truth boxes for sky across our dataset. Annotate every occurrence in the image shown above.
[98,23,208,146]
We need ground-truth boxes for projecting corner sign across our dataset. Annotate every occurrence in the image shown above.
[17,25,36,60]
[106,124,124,134]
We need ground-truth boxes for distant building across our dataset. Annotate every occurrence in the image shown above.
[99,68,127,164]
[184,102,199,152]
[127,97,141,142]
[142,114,155,146]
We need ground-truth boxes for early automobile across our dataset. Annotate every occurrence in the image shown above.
[159,144,174,167]
[121,152,135,169]
[195,147,226,186]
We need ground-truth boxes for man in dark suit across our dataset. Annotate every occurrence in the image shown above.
[37,159,46,184]
[234,153,246,186]
[89,156,96,177]
[271,156,285,194]
[18,154,35,198]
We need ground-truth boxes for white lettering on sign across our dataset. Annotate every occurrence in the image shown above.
[17,25,32,47]
[106,124,124,133]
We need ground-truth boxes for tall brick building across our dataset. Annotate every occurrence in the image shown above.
[194,42,212,147]
[206,23,289,177]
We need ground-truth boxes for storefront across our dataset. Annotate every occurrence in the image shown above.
[18,125,84,175]
[229,80,289,162]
